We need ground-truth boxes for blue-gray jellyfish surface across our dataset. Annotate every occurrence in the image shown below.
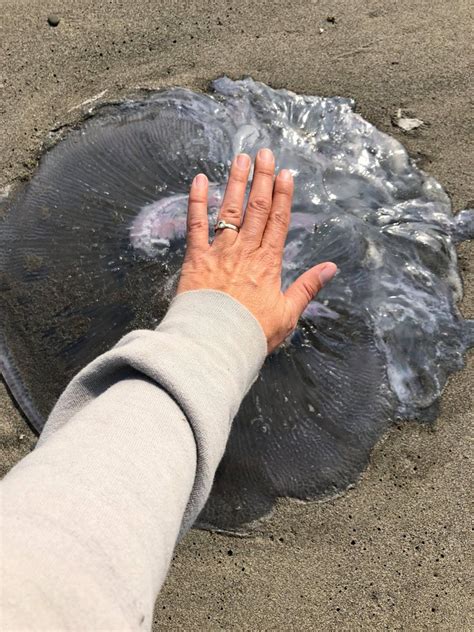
[1,78,473,531]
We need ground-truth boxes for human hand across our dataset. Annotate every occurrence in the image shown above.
[177,149,337,353]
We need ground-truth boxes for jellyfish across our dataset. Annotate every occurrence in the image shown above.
[1,77,472,532]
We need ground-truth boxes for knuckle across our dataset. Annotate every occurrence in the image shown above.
[264,240,282,255]
[188,194,205,205]
[271,209,288,228]
[248,196,272,214]
[274,179,293,196]
[256,164,274,178]
[229,169,248,183]
[300,280,315,302]
[260,247,280,270]
[220,204,242,221]
[187,218,207,231]
[240,241,259,255]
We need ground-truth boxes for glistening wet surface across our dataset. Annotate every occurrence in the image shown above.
[1,77,472,531]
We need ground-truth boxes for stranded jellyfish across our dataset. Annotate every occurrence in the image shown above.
[1,78,473,532]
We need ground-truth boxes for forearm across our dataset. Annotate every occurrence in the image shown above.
[1,378,196,630]
[1,290,266,631]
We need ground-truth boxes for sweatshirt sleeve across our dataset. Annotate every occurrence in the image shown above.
[0,290,267,631]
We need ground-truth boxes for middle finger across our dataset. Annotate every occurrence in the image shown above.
[239,148,275,248]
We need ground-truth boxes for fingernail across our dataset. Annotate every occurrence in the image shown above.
[236,153,250,169]
[258,147,273,162]
[194,173,207,188]
[279,169,293,181]
[319,262,338,286]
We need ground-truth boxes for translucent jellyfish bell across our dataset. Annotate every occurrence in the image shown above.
[1,77,472,532]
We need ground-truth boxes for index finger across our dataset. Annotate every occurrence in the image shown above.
[186,173,209,252]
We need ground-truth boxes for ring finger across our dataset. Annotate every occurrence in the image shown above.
[213,153,251,246]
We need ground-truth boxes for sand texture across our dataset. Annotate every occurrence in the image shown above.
[1,0,472,629]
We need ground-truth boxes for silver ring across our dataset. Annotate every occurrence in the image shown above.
[214,219,239,233]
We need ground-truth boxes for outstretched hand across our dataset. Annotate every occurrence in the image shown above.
[177,149,337,353]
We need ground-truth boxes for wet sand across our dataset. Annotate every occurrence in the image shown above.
[1,0,472,629]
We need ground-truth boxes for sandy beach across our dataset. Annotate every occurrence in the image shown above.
[1,0,472,629]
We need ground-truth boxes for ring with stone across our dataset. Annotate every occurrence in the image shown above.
[214,219,240,233]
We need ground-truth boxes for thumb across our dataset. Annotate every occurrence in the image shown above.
[284,262,338,319]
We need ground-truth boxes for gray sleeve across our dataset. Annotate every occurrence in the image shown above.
[0,290,267,631]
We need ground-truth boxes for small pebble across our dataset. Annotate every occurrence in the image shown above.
[47,15,60,27]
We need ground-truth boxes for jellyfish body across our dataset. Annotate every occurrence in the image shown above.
[0,77,472,531]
